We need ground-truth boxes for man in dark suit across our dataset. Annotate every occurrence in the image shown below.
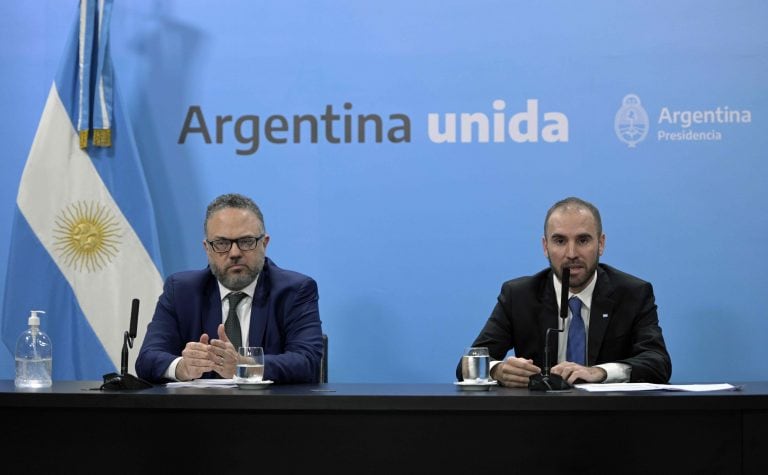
[459,197,671,387]
[136,193,323,384]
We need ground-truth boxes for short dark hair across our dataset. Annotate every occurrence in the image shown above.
[204,193,265,235]
[544,197,602,236]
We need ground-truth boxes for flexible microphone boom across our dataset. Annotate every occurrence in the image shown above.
[101,298,153,390]
[528,266,572,391]
[120,298,140,375]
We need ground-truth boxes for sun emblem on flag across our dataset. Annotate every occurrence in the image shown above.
[53,201,121,272]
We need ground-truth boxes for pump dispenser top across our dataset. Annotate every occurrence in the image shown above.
[28,310,43,327]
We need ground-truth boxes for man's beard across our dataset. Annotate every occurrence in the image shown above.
[210,261,260,291]
[550,255,599,291]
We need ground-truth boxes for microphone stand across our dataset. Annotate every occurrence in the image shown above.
[528,327,571,391]
[529,266,572,391]
[121,330,130,375]
[101,331,153,390]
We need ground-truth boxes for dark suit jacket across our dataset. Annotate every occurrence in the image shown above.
[136,257,323,384]
[457,264,671,383]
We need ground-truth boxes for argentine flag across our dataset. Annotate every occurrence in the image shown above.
[1,0,163,380]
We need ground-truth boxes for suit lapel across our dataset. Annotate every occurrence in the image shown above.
[587,267,614,366]
[248,259,271,347]
[203,274,223,339]
[537,273,560,366]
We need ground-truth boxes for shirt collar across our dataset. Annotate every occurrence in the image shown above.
[552,269,597,311]
[217,274,259,302]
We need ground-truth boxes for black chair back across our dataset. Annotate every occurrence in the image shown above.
[319,333,328,383]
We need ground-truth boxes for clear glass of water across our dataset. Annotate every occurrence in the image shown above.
[235,346,264,383]
[461,347,490,383]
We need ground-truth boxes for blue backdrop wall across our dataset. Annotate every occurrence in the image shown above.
[1,1,766,383]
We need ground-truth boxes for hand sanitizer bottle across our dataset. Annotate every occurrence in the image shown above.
[15,310,53,388]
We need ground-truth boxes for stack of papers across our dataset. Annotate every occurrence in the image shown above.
[574,383,738,392]
[166,378,237,389]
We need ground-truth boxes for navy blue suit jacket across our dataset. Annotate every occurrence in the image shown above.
[136,257,323,383]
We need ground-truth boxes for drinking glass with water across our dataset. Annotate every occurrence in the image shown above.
[235,346,264,383]
[461,347,490,383]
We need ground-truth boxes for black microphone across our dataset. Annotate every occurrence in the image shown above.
[101,298,153,390]
[528,266,572,391]
[559,266,570,321]
[129,298,140,340]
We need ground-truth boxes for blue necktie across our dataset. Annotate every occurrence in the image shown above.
[566,296,585,365]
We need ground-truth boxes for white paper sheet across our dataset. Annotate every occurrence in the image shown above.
[574,383,738,392]
[166,378,237,388]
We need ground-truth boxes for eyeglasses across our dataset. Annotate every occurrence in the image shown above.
[206,234,265,253]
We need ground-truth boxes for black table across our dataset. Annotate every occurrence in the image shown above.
[1,380,766,474]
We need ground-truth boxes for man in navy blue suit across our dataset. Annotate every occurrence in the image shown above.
[136,193,323,383]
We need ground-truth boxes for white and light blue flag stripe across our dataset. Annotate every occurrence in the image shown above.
[1,0,163,380]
